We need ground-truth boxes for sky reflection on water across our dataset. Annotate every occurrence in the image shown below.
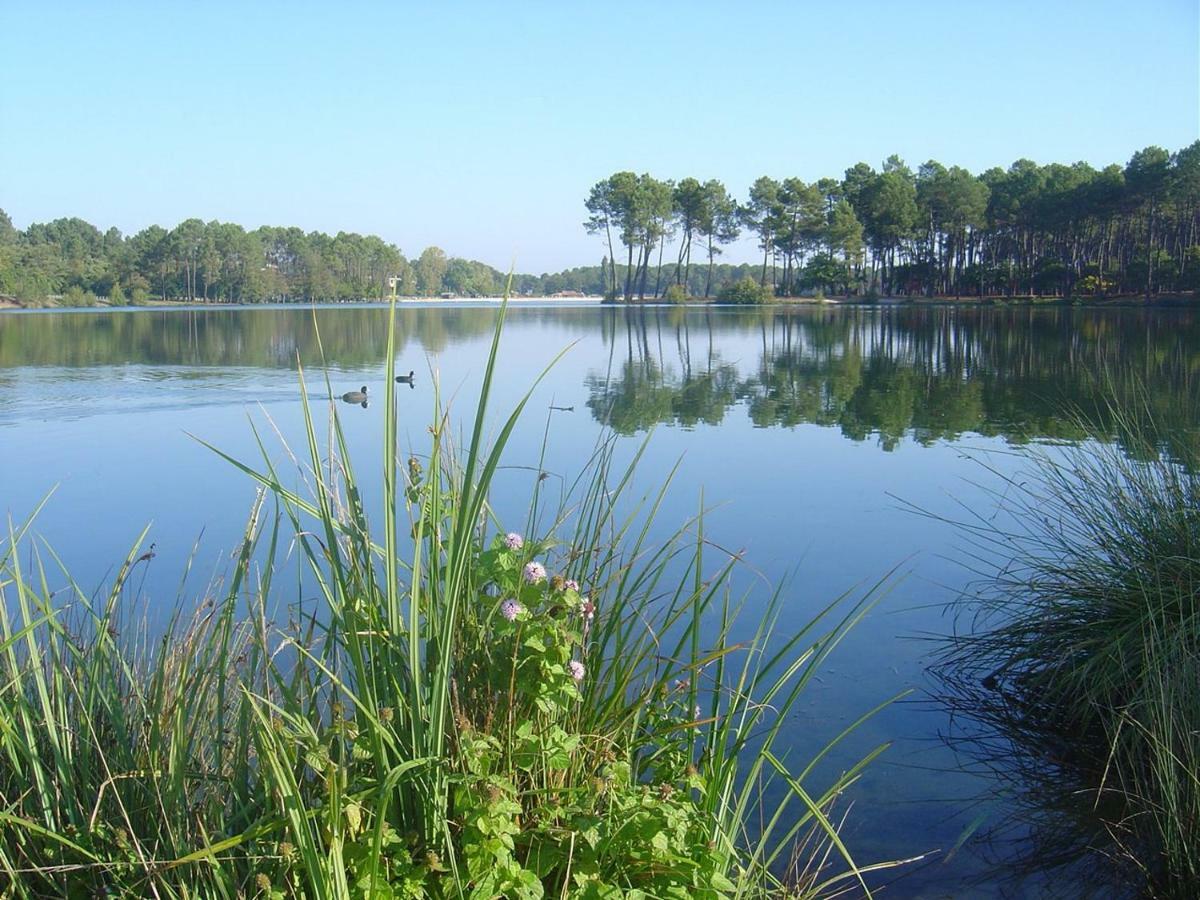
[1,302,1196,896]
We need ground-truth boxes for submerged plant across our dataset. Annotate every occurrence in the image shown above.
[0,295,903,897]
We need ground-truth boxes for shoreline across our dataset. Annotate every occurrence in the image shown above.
[1,292,1194,314]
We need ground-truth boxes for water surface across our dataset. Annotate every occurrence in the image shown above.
[2,302,1197,896]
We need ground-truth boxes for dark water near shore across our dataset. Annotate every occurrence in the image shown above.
[2,302,1197,896]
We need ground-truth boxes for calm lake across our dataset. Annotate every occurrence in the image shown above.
[2,302,1197,896]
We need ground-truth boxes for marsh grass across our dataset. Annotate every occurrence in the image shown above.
[1,295,902,897]
[936,395,1200,895]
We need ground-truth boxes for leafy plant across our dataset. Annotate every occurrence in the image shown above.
[718,277,772,305]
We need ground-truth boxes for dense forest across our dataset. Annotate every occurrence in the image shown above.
[585,142,1200,300]
[0,205,810,307]
[3,141,1196,308]
[0,212,540,306]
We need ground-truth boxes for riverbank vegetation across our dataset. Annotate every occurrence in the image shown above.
[937,402,1200,896]
[0,304,901,897]
[4,141,1197,310]
[0,209,756,309]
[0,211,523,308]
[584,141,1200,301]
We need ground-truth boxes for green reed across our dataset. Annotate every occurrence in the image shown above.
[940,394,1200,895]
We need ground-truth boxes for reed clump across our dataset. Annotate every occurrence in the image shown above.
[942,402,1200,895]
[0,300,900,898]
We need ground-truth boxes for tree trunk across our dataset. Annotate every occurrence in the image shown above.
[705,237,715,298]
[604,219,617,297]
[628,243,638,303]
[653,234,666,298]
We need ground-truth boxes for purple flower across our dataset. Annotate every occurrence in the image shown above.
[504,532,524,550]
[568,660,586,682]
[564,579,580,592]
[579,597,596,621]
[500,599,523,621]
[523,561,546,584]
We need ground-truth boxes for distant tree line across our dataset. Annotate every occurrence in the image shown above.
[508,262,761,299]
[0,204,767,308]
[0,213,526,307]
[584,142,1200,301]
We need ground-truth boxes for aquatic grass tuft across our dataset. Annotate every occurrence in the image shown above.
[937,393,1200,895]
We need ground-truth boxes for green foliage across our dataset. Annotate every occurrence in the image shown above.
[415,245,449,296]
[582,142,1200,299]
[108,280,126,305]
[585,172,675,301]
[61,285,97,306]
[718,277,771,305]
[0,210,519,306]
[662,283,688,303]
[801,254,852,295]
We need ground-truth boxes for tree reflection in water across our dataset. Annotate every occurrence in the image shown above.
[585,305,1199,462]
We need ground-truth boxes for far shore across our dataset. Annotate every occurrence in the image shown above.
[1,292,1195,313]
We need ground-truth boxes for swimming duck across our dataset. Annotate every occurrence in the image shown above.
[395,370,415,386]
[341,386,368,404]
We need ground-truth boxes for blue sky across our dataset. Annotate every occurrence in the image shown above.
[2,0,1197,272]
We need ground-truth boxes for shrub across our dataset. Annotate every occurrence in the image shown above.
[718,277,771,305]
[61,285,97,307]
[662,283,688,304]
[12,275,52,307]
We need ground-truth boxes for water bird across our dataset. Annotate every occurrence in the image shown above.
[341,386,368,405]
[395,370,415,386]
[550,404,574,412]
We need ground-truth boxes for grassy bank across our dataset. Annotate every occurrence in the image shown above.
[939,401,1200,895]
[0,300,900,897]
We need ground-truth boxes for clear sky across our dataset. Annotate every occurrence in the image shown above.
[2,0,1197,273]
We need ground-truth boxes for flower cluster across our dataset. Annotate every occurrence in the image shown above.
[489,532,599,688]
[522,561,546,584]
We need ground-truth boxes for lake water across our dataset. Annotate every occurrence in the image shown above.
[1,302,1196,896]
